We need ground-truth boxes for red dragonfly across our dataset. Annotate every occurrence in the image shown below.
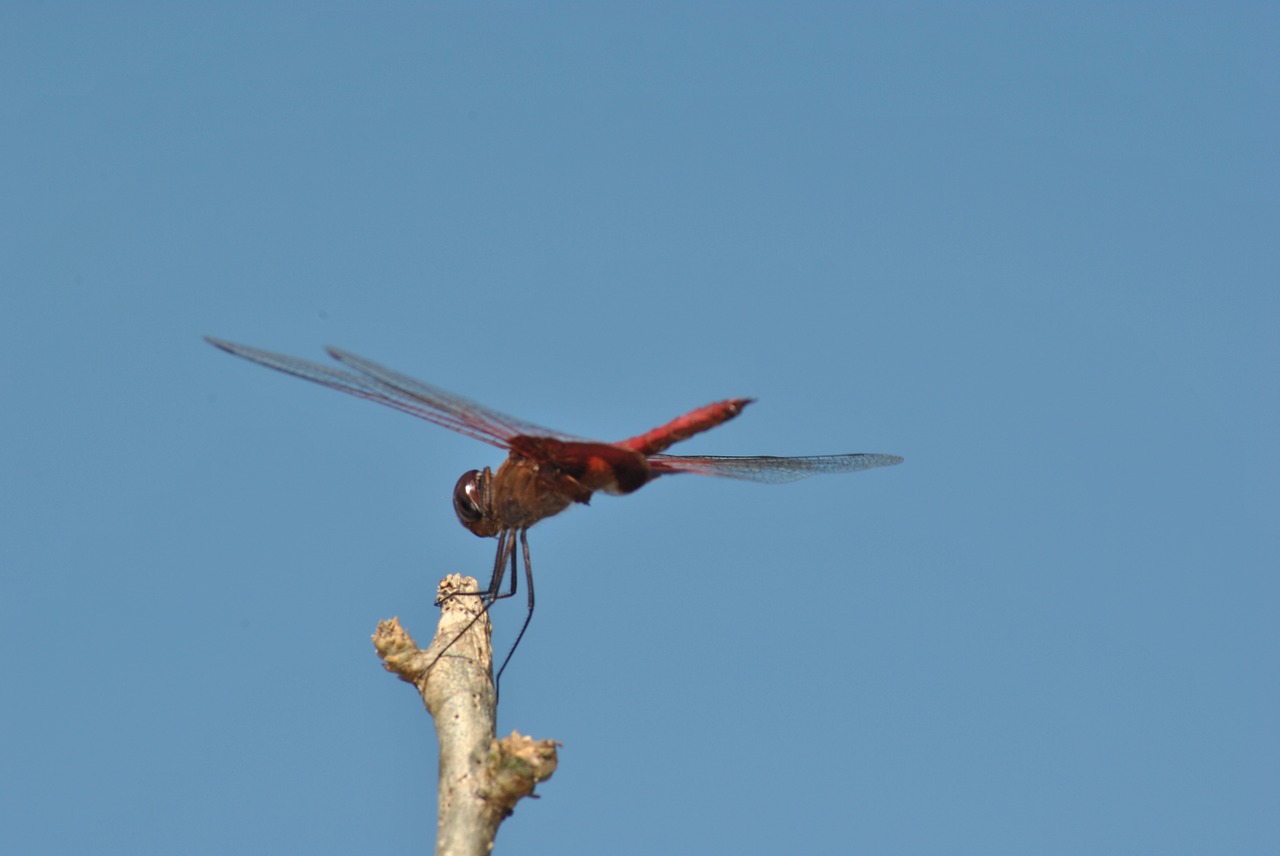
[206,337,903,682]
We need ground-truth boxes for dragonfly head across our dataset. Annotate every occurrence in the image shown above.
[453,467,499,537]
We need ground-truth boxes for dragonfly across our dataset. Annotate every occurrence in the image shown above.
[206,336,903,686]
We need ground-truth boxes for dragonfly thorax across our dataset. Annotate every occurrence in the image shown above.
[452,456,584,538]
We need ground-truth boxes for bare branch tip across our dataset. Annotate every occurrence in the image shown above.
[435,574,483,613]
[372,616,434,683]
[482,731,560,818]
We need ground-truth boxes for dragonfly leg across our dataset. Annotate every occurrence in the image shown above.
[486,529,520,603]
[493,529,535,696]
[422,531,513,681]
[425,528,532,698]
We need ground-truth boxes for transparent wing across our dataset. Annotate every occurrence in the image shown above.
[647,452,904,483]
[206,337,589,449]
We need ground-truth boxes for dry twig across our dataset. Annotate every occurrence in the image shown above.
[373,574,558,856]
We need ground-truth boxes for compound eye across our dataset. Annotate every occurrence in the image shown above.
[453,470,484,525]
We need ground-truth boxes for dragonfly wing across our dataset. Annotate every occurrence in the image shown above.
[207,337,583,449]
[325,347,590,443]
[647,452,904,483]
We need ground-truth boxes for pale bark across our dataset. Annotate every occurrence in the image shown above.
[373,575,558,856]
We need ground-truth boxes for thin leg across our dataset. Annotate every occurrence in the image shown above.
[487,530,520,603]
[427,528,534,699]
[494,529,535,695]
[424,529,514,679]
[484,530,511,602]
[439,529,511,606]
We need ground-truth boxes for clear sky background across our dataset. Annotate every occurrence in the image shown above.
[3,4,1276,854]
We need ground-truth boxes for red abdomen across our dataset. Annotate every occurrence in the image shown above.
[617,398,753,456]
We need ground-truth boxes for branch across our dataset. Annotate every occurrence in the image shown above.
[372,574,558,856]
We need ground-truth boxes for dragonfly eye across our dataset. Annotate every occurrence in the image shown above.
[453,469,485,525]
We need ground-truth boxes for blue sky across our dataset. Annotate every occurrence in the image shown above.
[3,4,1276,854]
